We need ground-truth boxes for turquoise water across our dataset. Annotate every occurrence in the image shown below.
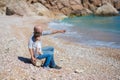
[63,15,120,33]
[49,15,120,49]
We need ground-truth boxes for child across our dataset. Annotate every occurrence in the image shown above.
[29,26,64,69]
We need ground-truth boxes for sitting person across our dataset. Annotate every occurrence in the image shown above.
[31,32,43,67]
[28,25,66,69]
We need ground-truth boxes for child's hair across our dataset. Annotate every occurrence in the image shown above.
[34,32,41,40]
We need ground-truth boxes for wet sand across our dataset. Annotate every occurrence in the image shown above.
[0,16,120,80]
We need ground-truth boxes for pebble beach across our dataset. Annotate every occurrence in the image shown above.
[0,16,120,80]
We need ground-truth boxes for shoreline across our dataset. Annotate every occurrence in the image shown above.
[49,15,120,49]
[53,35,120,49]
[0,16,120,80]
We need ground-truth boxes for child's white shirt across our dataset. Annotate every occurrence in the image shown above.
[32,41,42,58]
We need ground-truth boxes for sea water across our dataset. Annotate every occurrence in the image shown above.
[49,14,120,49]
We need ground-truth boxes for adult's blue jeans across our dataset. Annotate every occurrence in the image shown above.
[36,46,56,67]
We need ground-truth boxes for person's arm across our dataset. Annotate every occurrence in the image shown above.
[28,36,36,62]
[42,30,66,35]
[29,49,36,62]
[51,30,66,34]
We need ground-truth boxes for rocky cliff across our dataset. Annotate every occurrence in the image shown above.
[0,0,120,17]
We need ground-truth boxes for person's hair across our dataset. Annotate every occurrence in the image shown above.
[34,32,41,40]
[34,26,38,32]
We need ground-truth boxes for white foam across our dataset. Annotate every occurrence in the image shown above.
[48,20,120,49]
[48,21,73,29]
[85,40,120,48]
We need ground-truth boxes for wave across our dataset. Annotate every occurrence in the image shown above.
[85,40,120,48]
[48,21,73,29]
[48,17,120,49]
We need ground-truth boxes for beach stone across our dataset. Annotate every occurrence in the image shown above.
[116,75,120,80]
[31,77,36,80]
[60,59,63,61]
[35,59,43,67]
[74,69,84,74]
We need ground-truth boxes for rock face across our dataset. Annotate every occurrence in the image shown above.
[0,0,6,15]
[70,8,92,16]
[95,2,119,16]
[6,0,36,16]
[0,0,120,17]
[36,0,119,16]
[114,0,120,10]
[38,0,84,16]
[29,2,53,17]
